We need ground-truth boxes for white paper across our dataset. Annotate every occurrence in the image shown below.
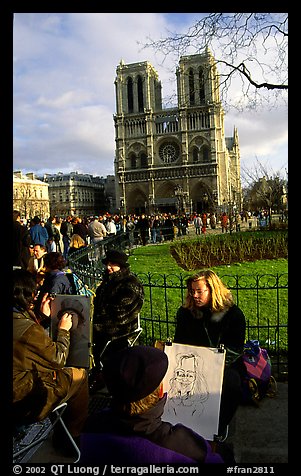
[162,343,225,441]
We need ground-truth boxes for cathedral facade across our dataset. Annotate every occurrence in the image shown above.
[113,50,242,216]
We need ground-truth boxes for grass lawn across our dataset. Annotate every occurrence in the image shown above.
[128,243,288,349]
[128,242,288,276]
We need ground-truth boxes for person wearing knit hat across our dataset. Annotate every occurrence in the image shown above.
[89,248,144,393]
[59,297,85,327]
[103,345,168,403]
[82,345,234,464]
[54,297,90,368]
[101,249,129,269]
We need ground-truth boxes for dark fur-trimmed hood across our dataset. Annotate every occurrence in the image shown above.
[93,269,144,338]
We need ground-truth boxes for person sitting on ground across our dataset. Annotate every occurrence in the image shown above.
[174,269,246,439]
[13,269,89,457]
[82,345,234,463]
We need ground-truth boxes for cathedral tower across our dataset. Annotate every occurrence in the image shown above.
[113,51,242,215]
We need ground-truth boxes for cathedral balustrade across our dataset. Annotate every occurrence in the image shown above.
[123,163,217,183]
[187,111,211,130]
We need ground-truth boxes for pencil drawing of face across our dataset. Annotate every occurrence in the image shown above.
[174,354,196,396]
[163,343,225,439]
[168,352,209,404]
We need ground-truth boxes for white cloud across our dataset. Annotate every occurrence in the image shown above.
[13,12,288,179]
[225,107,288,176]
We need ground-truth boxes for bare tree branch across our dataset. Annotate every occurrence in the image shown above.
[141,13,288,110]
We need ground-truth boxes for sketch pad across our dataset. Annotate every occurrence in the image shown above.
[161,342,225,441]
[50,294,92,369]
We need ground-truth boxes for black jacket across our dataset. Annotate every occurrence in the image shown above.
[174,304,246,355]
[84,394,209,462]
[13,221,31,269]
[93,268,144,339]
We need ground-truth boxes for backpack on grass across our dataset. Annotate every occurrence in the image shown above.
[241,340,277,405]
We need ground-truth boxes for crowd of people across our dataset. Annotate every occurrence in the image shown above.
[14,209,255,266]
[13,208,250,463]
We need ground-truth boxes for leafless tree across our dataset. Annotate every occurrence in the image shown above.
[142,13,288,111]
[242,159,287,215]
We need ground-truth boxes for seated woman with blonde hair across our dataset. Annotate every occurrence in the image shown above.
[174,269,246,440]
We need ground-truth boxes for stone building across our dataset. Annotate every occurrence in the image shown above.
[113,50,242,215]
[41,171,114,217]
[13,171,50,219]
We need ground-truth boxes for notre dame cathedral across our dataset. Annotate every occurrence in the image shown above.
[113,49,242,216]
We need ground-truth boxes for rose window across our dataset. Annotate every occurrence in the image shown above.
[159,142,180,164]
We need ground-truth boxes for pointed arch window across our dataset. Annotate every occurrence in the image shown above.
[193,147,199,163]
[130,153,137,169]
[137,75,144,112]
[189,69,195,106]
[199,67,205,103]
[127,77,134,113]
[140,153,148,168]
[202,146,210,162]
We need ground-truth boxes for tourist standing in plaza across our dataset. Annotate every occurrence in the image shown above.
[221,212,229,233]
[13,210,31,269]
[193,214,202,235]
[209,213,217,229]
[60,216,73,259]
[87,216,107,244]
[29,216,49,246]
[136,214,150,246]
[27,244,48,286]
[72,216,88,244]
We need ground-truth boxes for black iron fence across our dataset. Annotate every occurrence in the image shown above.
[135,272,288,380]
[68,234,288,380]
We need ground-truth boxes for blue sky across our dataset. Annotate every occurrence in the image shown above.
[13,13,288,182]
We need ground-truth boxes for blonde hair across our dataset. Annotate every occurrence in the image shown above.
[184,269,234,313]
[69,234,85,249]
[112,385,162,416]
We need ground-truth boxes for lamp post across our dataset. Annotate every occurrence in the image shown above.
[228,201,236,234]
[120,198,124,215]
[174,185,184,215]
[203,192,208,212]
[149,196,155,214]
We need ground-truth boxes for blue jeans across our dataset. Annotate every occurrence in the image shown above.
[63,236,70,259]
